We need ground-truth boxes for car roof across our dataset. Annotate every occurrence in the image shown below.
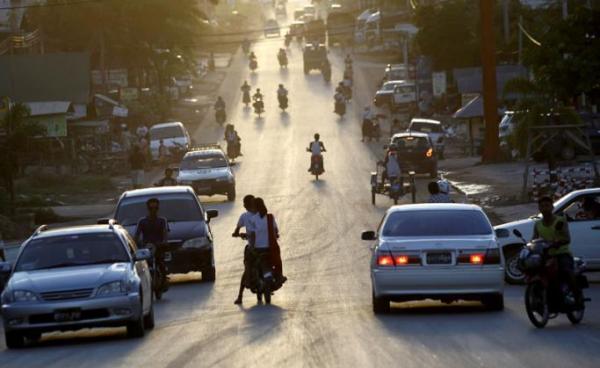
[392,132,430,139]
[388,203,483,213]
[150,121,183,130]
[184,149,224,157]
[31,224,122,240]
[410,118,441,125]
[120,186,195,199]
[384,80,412,85]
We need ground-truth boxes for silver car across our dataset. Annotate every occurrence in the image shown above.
[362,204,505,314]
[0,223,154,348]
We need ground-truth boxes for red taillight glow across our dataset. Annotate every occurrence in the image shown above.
[377,255,394,266]
[395,255,409,265]
[470,254,484,265]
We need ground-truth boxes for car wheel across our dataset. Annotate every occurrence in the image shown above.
[203,266,216,282]
[143,298,155,330]
[127,299,146,338]
[482,293,504,311]
[227,188,236,202]
[372,292,390,314]
[5,331,25,349]
[504,248,525,284]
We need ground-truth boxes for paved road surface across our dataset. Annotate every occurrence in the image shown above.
[1,11,600,368]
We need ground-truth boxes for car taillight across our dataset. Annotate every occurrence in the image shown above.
[470,254,484,265]
[377,252,394,266]
[426,148,433,157]
[396,255,409,265]
[457,249,501,265]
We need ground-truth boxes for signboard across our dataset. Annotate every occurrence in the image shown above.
[432,72,447,97]
[91,69,128,87]
[112,106,129,117]
[120,87,139,102]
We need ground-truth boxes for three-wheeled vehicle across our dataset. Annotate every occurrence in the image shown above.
[371,162,416,205]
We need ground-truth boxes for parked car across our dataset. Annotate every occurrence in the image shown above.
[362,204,505,313]
[113,186,219,281]
[495,188,600,284]
[264,19,281,37]
[391,81,417,114]
[407,118,445,159]
[373,80,406,108]
[0,223,154,348]
[379,64,415,88]
[176,145,236,201]
[390,132,438,178]
[149,122,191,162]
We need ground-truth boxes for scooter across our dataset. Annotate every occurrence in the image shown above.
[145,243,169,300]
[227,140,241,161]
[242,90,251,107]
[513,229,590,328]
[233,233,277,304]
[253,97,265,117]
[215,107,226,124]
[249,59,258,71]
[307,149,326,180]
[278,95,288,111]
[278,53,288,68]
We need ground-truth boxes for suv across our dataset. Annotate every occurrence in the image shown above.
[407,119,445,159]
[390,132,438,178]
[113,186,219,281]
[303,43,328,74]
[176,145,236,201]
[374,80,407,108]
[149,122,191,162]
[0,223,154,348]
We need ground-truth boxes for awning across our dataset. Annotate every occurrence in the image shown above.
[453,95,505,119]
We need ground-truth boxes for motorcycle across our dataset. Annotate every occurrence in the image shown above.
[278,95,288,111]
[249,59,258,71]
[227,139,241,161]
[307,149,325,180]
[242,90,251,107]
[145,243,169,300]
[233,233,279,304]
[334,100,345,117]
[253,97,265,117]
[277,53,288,68]
[342,85,352,101]
[215,107,226,124]
[513,229,590,328]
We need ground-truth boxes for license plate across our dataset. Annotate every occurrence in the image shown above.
[426,252,452,265]
[54,309,81,322]
[163,252,172,262]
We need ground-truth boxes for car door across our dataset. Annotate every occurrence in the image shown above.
[560,194,600,269]
[125,233,152,307]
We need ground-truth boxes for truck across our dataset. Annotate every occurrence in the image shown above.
[303,43,328,74]
[326,11,354,47]
[304,19,326,44]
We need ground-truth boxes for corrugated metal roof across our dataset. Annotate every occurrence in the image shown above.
[25,101,72,116]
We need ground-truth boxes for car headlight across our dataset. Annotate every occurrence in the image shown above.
[182,237,212,249]
[97,281,126,297]
[12,290,39,303]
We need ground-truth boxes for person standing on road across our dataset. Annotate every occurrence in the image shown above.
[129,145,146,189]
[158,139,168,164]
[233,195,256,305]
[427,181,452,203]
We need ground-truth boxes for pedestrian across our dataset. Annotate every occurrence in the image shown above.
[129,145,146,189]
[233,195,257,305]
[158,139,168,164]
[136,124,148,139]
[427,181,452,203]
[249,198,286,286]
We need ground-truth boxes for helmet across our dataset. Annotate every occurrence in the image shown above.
[256,88,261,92]
[314,133,320,140]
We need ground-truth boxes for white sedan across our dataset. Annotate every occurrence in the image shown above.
[495,188,600,284]
[362,204,505,314]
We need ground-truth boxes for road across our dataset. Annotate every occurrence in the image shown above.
[2,12,600,368]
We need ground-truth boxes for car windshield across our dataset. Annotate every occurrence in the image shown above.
[393,136,430,151]
[382,210,493,237]
[15,233,129,272]
[411,122,442,133]
[181,153,228,170]
[394,85,415,94]
[150,125,184,140]
[115,193,204,226]
[382,83,398,91]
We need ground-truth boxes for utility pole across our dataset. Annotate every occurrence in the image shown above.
[502,0,510,44]
[480,0,499,162]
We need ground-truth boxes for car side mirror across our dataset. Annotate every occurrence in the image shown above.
[495,229,509,238]
[513,229,523,238]
[206,210,219,222]
[361,231,376,241]
[134,249,152,262]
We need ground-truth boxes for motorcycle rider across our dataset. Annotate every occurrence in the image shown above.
[215,96,225,111]
[532,196,581,306]
[428,181,452,203]
[242,38,250,53]
[135,198,169,289]
[241,81,251,106]
[277,48,288,67]
[334,90,345,113]
[361,106,373,142]
[233,194,257,305]
[344,54,352,68]
[225,124,242,157]
[253,88,264,112]
[249,51,258,70]
[284,32,292,47]
[156,168,178,186]
[277,84,288,108]
[307,133,326,172]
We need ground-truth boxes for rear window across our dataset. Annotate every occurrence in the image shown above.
[150,125,184,140]
[115,193,203,226]
[382,210,493,237]
[392,136,431,151]
[181,153,228,169]
[16,233,128,272]
[410,122,442,133]
[382,83,397,91]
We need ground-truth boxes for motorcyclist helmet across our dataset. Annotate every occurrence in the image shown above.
[279,84,283,88]
[314,133,320,140]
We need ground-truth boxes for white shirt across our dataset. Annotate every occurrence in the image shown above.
[277,88,288,97]
[250,214,278,249]
[237,211,255,232]
[310,141,323,155]
[136,125,148,137]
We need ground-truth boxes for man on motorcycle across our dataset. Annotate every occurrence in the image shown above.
[344,54,352,68]
[308,133,326,172]
[277,84,288,107]
[156,168,178,186]
[241,81,251,106]
[225,124,242,157]
[361,106,373,142]
[135,198,169,285]
[334,90,345,113]
[215,96,225,111]
[532,196,581,306]
[277,48,287,66]
[233,194,256,305]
